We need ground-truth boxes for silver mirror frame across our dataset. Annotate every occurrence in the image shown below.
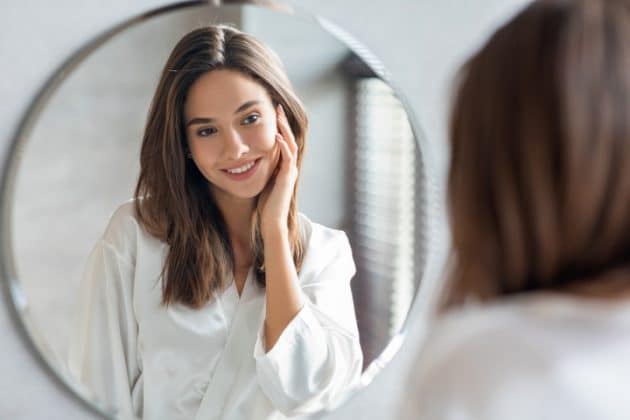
[0,1,436,418]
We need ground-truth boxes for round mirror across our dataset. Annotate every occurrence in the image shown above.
[2,1,429,418]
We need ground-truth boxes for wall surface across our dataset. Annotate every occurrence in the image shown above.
[0,1,529,419]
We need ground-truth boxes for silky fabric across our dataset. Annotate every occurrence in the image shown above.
[68,201,363,420]
[401,293,630,420]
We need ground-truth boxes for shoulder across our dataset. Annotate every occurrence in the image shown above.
[421,295,590,369]
[298,213,352,260]
[298,213,350,252]
[418,293,630,368]
[297,213,355,279]
[401,300,540,418]
[101,200,139,244]
[411,296,597,394]
[99,199,159,262]
[415,300,539,372]
[403,295,630,419]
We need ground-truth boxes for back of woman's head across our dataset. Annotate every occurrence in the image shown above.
[446,0,630,305]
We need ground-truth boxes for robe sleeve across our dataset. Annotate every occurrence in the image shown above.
[253,230,363,416]
[67,238,142,420]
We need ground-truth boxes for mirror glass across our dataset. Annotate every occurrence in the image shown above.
[6,2,427,418]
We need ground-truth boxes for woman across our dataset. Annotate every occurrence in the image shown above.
[403,0,630,419]
[68,25,363,420]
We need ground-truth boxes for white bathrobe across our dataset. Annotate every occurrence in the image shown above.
[68,201,363,420]
[400,293,630,420]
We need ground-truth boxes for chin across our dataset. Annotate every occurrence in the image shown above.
[212,180,267,201]
[228,188,264,200]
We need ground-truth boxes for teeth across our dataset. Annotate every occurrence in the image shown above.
[227,160,255,174]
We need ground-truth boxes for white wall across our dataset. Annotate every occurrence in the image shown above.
[0,1,529,419]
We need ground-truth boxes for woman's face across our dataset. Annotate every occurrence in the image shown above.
[184,69,281,203]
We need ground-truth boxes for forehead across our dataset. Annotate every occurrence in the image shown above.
[184,69,272,117]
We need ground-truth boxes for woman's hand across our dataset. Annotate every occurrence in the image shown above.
[259,104,304,350]
[260,104,298,238]
[259,107,304,351]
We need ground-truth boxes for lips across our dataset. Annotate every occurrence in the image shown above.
[224,159,258,174]
[221,158,261,181]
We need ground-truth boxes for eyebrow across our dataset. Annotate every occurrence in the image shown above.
[186,100,261,127]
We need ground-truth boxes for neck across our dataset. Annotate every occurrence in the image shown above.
[211,187,255,255]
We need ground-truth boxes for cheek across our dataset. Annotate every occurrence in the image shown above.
[249,122,277,151]
[189,140,221,166]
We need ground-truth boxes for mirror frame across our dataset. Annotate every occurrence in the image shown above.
[0,1,435,418]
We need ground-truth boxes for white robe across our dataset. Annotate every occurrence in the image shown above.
[67,201,363,420]
[400,293,630,420]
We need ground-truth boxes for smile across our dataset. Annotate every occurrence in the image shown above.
[222,158,261,181]
[226,160,256,174]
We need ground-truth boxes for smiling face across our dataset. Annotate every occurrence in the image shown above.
[184,69,280,206]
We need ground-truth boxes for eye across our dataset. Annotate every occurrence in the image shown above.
[242,113,260,125]
[196,127,217,137]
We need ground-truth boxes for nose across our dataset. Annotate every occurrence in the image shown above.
[222,128,249,159]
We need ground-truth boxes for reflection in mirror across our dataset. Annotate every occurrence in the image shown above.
[346,72,424,368]
[8,2,426,419]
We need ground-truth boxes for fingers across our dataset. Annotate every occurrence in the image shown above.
[276,104,298,156]
[275,133,294,167]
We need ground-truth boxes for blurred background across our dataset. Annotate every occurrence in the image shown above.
[0,1,529,419]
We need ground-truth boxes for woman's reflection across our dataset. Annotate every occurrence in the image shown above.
[67,24,362,420]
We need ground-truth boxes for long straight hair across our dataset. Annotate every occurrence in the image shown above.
[444,0,630,308]
[134,25,308,308]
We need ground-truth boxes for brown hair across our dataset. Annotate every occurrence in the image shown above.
[444,0,630,307]
[134,25,307,308]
